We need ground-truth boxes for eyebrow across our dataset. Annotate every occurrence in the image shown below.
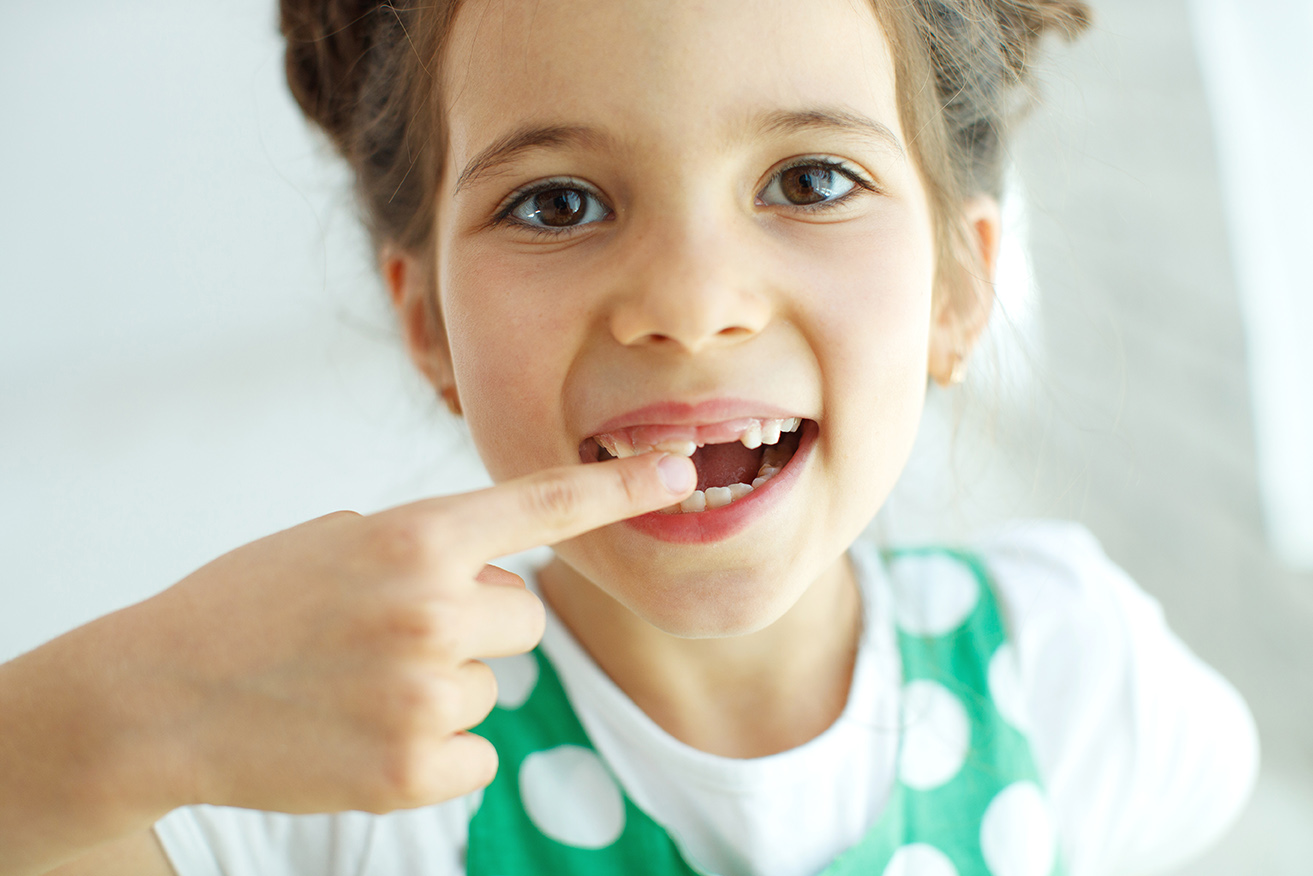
[452,107,904,195]
[749,107,906,161]
[454,125,611,195]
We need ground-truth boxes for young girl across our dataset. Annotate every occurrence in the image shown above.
[3,0,1258,874]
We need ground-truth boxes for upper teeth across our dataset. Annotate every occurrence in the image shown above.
[594,417,802,459]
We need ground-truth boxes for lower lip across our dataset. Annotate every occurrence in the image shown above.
[622,420,817,544]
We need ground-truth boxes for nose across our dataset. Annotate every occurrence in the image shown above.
[609,221,773,355]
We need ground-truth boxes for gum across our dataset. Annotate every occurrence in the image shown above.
[597,418,779,450]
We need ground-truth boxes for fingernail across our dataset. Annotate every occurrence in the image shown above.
[657,454,696,494]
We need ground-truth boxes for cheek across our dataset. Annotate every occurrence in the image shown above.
[797,216,936,406]
[804,220,935,527]
[441,245,586,480]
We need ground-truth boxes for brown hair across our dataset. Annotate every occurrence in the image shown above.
[280,0,1090,300]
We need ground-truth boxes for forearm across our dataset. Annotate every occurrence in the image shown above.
[0,602,189,876]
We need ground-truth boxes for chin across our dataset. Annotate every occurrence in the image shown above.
[606,564,807,639]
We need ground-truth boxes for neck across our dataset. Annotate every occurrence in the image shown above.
[538,553,862,759]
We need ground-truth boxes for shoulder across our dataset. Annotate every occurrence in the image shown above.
[976,519,1122,616]
[969,520,1259,876]
[976,520,1146,671]
[153,798,473,876]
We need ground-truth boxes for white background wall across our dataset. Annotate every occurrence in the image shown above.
[1189,0,1313,569]
[1,0,492,661]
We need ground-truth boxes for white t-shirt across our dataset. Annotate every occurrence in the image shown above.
[153,521,1258,876]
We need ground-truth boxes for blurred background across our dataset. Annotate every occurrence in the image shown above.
[1,0,1309,871]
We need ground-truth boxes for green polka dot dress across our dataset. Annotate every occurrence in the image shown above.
[468,547,1065,876]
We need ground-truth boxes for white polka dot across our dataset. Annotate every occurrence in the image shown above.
[980,782,1056,876]
[987,643,1030,732]
[888,554,980,636]
[519,745,625,848]
[883,843,958,876]
[897,680,971,790]
[487,652,539,709]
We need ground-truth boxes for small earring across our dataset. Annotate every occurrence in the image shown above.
[948,353,968,386]
[440,384,463,416]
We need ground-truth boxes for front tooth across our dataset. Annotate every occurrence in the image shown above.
[655,439,697,457]
[704,486,733,509]
[738,421,763,449]
[658,504,681,514]
[761,419,782,445]
[727,482,753,501]
[613,435,636,458]
[785,417,801,432]
[679,490,707,513]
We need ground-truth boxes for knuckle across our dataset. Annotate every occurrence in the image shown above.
[374,736,440,810]
[369,720,496,811]
[425,603,466,660]
[383,599,464,660]
[309,509,363,529]
[390,670,462,727]
[616,464,648,508]
[421,672,466,726]
[520,473,585,529]
[365,514,441,572]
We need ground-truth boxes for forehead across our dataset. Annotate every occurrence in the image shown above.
[441,0,900,172]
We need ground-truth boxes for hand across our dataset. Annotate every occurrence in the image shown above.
[140,451,695,815]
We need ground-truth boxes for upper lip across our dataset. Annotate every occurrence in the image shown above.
[585,398,810,438]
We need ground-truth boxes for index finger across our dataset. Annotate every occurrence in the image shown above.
[448,452,696,560]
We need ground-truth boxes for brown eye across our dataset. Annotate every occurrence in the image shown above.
[506,183,610,232]
[760,161,860,208]
[530,189,585,226]
[781,166,835,204]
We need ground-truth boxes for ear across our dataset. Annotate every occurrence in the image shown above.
[381,245,459,414]
[928,194,1002,387]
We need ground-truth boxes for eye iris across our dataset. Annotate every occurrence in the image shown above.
[781,166,835,204]
[531,189,585,226]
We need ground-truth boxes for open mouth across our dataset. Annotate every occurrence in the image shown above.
[580,417,807,514]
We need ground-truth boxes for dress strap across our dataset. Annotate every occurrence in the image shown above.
[816,547,1065,876]
[467,649,706,876]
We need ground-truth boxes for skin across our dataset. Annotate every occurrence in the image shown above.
[18,453,693,876]
[400,0,1000,755]
[20,0,998,872]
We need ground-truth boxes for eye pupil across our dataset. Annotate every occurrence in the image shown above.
[781,166,833,204]
[532,189,585,226]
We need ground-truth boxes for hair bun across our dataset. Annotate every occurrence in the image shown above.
[995,0,1092,73]
[280,0,385,152]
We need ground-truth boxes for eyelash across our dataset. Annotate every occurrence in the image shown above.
[490,178,610,240]
[758,157,879,211]
[489,157,878,239]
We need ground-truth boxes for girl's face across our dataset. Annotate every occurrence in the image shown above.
[432,0,946,636]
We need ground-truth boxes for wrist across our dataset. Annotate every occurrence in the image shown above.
[75,594,203,816]
[0,597,193,872]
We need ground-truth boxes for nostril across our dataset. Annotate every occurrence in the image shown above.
[615,322,758,352]
[632,332,676,347]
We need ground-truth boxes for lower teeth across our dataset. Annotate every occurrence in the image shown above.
[662,456,787,515]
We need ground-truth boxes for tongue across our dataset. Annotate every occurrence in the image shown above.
[691,442,763,491]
